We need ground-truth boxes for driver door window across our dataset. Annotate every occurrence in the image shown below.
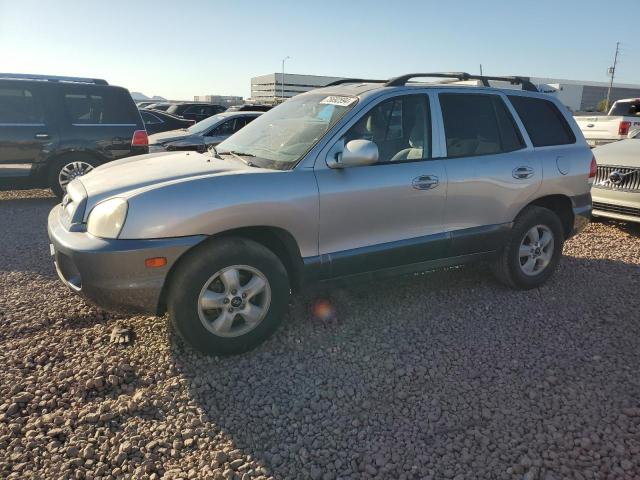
[344,95,431,163]
[208,119,235,136]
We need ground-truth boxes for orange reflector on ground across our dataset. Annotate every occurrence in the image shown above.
[145,257,167,268]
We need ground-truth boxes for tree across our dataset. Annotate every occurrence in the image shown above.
[597,99,609,113]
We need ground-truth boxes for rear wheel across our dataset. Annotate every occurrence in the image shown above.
[49,155,100,198]
[168,237,290,356]
[493,206,564,289]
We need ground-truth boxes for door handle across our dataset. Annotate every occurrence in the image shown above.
[412,175,439,190]
[35,133,50,139]
[512,166,534,179]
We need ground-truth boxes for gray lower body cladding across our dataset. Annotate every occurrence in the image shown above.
[48,205,205,314]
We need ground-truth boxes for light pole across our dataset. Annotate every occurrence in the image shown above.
[281,56,291,103]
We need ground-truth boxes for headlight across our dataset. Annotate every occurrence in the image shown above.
[86,198,128,239]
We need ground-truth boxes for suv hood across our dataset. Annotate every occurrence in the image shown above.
[76,151,250,213]
[593,139,640,167]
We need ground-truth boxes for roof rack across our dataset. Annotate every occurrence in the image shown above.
[0,73,108,86]
[324,78,386,87]
[384,72,538,92]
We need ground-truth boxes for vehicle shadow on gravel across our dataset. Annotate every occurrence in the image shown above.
[169,254,640,478]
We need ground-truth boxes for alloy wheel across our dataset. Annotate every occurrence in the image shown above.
[197,265,271,338]
[518,225,554,276]
[58,161,94,190]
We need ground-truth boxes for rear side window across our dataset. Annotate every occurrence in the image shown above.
[0,87,43,124]
[439,93,524,158]
[64,88,136,125]
[507,96,576,147]
[141,111,162,125]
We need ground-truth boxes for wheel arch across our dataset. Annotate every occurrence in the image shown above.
[156,226,305,315]
[520,194,574,239]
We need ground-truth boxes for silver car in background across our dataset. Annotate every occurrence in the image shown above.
[48,72,594,356]
[592,138,640,222]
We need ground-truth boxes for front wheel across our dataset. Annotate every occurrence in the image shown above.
[167,237,290,356]
[493,206,565,289]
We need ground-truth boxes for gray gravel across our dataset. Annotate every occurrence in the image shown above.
[1,188,640,480]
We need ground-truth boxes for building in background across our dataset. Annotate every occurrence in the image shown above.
[194,95,243,107]
[250,73,343,104]
[529,78,640,113]
[249,72,640,112]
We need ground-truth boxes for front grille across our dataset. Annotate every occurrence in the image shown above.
[593,165,640,192]
[593,201,640,218]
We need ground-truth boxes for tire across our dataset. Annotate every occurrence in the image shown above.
[493,206,565,289]
[167,237,290,356]
[48,154,100,198]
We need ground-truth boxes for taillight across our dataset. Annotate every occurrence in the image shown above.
[618,121,631,136]
[132,130,148,146]
[588,155,597,182]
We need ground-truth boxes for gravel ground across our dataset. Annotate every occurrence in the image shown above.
[1,188,640,480]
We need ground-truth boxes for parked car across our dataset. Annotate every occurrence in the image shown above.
[165,103,226,122]
[227,104,273,112]
[0,73,147,197]
[48,72,594,356]
[591,138,640,222]
[144,103,172,111]
[148,111,261,153]
[139,109,195,135]
[575,98,640,147]
[136,101,157,109]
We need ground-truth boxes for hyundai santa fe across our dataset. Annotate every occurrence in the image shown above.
[48,72,595,356]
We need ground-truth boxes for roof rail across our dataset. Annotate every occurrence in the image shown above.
[385,72,538,92]
[324,78,387,87]
[0,73,108,86]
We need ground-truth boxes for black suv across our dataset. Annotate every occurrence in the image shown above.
[0,73,148,197]
[165,103,226,122]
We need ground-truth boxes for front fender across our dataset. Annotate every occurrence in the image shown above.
[119,169,320,258]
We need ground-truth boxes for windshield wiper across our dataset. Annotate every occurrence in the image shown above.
[207,144,221,160]
[220,150,258,167]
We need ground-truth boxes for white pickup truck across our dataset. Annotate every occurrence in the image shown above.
[575,98,640,147]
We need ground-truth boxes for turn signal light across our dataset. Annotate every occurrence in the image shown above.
[132,129,149,146]
[618,121,631,136]
[145,257,167,268]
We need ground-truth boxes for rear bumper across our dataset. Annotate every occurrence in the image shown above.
[47,204,205,314]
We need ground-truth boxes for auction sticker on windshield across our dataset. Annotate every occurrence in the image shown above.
[319,96,357,106]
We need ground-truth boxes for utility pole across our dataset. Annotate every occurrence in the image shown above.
[281,56,291,103]
[479,64,483,76]
[605,42,620,111]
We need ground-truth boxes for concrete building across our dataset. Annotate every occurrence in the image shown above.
[250,73,342,104]
[193,95,243,107]
[250,72,640,112]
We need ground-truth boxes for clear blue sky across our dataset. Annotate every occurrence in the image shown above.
[1,0,638,100]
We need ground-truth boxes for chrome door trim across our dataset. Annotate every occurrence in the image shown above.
[0,163,32,170]
[0,123,46,127]
[71,123,137,127]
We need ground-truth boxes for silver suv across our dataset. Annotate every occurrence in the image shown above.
[48,72,595,355]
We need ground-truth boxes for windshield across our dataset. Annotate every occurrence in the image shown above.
[188,114,226,134]
[217,93,357,169]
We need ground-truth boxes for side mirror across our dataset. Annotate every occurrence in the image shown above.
[328,140,379,169]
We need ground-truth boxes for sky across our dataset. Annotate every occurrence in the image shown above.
[1,0,639,101]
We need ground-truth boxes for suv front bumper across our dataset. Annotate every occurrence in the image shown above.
[47,204,205,314]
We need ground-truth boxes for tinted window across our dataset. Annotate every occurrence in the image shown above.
[440,93,524,158]
[210,119,235,136]
[64,88,135,125]
[0,87,43,124]
[508,95,576,147]
[344,94,431,163]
